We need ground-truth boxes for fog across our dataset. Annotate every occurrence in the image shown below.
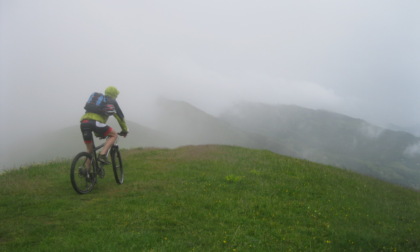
[1,1,420,156]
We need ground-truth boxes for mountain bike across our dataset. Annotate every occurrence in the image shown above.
[70,133,124,194]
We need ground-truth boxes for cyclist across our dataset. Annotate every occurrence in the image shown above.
[80,86,129,164]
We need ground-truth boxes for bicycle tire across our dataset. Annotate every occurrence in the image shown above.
[111,146,124,184]
[70,152,97,194]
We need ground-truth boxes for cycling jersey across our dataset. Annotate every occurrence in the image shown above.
[80,96,128,132]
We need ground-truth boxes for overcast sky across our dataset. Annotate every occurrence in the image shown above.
[1,0,420,147]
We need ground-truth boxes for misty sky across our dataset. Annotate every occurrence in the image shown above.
[1,0,420,148]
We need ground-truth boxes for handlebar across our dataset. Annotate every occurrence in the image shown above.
[118,131,128,137]
[98,132,127,139]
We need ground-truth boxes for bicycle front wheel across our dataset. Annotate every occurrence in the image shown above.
[70,152,97,194]
[111,146,124,184]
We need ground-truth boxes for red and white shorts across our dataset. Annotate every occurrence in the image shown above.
[80,120,113,144]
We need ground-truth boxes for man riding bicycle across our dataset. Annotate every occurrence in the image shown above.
[80,86,129,164]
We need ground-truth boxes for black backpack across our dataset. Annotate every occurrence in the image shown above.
[84,92,108,115]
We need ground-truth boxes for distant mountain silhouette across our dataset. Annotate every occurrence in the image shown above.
[220,102,420,189]
[152,99,297,156]
[4,99,419,190]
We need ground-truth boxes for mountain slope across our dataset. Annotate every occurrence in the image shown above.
[152,99,297,156]
[1,145,419,251]
[221,102,420,189]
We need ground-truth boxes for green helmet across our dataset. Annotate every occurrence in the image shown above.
[105,86,120,99]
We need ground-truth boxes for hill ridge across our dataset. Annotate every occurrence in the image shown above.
[2,99,420,190]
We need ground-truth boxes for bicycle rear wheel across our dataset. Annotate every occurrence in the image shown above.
[111,146,124,184]
[70,152,97,194]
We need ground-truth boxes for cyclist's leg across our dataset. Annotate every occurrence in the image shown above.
[92,121,117,155]
[80,120,95,170]
[80,120,95,154]
[101,129,117,155]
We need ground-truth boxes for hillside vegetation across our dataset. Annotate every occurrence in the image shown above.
[1,145,419,251]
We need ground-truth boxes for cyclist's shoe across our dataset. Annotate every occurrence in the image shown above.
[98,154,110,164]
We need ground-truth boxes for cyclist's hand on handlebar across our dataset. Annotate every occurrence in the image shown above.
[119,131,128,137]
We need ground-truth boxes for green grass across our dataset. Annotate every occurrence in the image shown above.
[0,145,419,251]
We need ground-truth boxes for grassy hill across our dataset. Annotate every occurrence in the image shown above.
[1,145,419,251]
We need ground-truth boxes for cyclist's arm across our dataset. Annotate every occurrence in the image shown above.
[115,113,129,133]
[112,99,129,133]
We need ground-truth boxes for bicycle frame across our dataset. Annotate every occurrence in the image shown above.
[89,137,115,177]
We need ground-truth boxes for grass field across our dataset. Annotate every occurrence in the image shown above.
[1,145,419,251]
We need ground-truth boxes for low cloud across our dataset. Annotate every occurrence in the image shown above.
[404,142,420,157]
[358,122,384,139]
